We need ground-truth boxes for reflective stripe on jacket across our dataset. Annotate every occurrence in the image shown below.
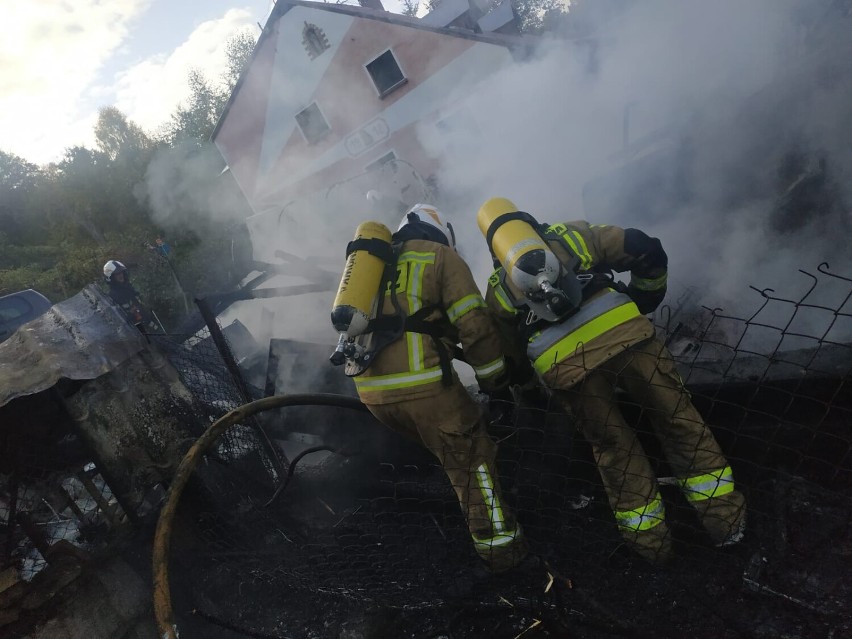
[356,239,506,404]
[484,220,659,389]
[526,289,641,375]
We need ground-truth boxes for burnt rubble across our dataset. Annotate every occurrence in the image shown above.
[1,263,850,638]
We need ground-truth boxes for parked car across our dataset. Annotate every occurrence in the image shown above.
[0,289,52,343]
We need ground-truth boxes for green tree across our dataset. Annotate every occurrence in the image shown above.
[512,0,567,33]
[0,150,41,244]
[539,0,638,37]
[163,69,222,145]
[222,29,257,93]
[94,106,152,161]
[0,30,258,317]
[0,150,39,191]
[162,30,258,145]
[401,0,420,16]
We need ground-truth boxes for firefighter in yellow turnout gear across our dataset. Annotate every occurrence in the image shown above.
[331,204,527,572]
[479,197,746,563]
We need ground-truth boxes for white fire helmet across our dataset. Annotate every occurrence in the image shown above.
[398,204,456,249]
[103,260,127,282]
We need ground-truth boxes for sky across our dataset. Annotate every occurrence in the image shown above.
[1,0,405,166]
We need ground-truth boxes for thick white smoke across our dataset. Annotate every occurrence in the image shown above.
[144,0,852,363]
[142,141,250,228]
[417,0,852,349]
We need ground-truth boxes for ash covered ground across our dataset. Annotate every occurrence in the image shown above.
[165,393,852,639]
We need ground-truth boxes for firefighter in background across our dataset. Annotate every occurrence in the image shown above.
[103,260,163,334]
[330,205,528,573]
[478,197,746,563]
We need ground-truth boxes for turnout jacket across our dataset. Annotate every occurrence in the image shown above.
[485,221,668,389]
[107,281,148,323]
[355,238,507,404]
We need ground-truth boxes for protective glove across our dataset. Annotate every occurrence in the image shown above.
[627,284,665,315]
[510,380,550,410]
[482,385,516,427]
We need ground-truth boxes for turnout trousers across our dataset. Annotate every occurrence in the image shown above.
[553,338,747,562]
[364,382,527,572]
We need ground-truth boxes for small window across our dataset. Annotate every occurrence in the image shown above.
[365,50,407,98]
[295,103,331,144]
[302,23,330,60]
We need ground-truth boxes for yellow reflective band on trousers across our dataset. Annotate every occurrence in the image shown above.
[447,293,486,324]
[614,493,665,532]
[678,466,735,502]
[473,356,506,379]
[354,366,443,392]
[400,251,435,373]
[471,463,520,550]
[631,272,668,291]
[528,292,642,375]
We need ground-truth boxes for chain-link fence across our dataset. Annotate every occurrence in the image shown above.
[2,264,849,638]
[152,264,851,639]
[0,292,281,594]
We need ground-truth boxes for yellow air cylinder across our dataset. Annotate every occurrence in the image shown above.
[477,197,560,296]
[331,221,393,338]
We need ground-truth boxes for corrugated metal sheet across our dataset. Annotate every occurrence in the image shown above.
[61,348,207,513]
[0,285,147,409]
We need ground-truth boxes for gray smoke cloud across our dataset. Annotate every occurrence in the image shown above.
[141,140,251,228]
[144,0,852,363]
[416,0,852,350]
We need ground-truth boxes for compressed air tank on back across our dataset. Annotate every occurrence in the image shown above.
[477,197,562,296]
[331,221,393,338]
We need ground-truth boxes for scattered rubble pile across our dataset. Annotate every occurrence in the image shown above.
[160,265,852,639]
[1,268,851,638]
[164,394,852,639]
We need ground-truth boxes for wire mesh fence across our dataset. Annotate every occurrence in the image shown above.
[2,264,850,638]
[0,459,126,582]
[0,297,277,592]
[158,264,851,639]
[152,318,281,474]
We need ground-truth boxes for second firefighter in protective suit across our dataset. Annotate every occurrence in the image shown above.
[478,197,746,563]
[330,204,527,573]
[103,260,163,334]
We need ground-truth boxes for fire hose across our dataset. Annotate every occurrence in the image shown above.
[152,393,370,639]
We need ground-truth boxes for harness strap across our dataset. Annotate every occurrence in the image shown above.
[355,236,461,385]
[484,210,540,254]
[405,306,455,386]
[366,305,457,386]
[345,237,395,262]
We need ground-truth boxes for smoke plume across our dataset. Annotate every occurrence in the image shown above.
[417,0,852,348]
[149,0,852,360]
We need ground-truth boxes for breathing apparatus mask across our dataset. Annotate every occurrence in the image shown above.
[477,197,587,323]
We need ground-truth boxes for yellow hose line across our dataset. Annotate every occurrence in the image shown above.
[152,393,368,639]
